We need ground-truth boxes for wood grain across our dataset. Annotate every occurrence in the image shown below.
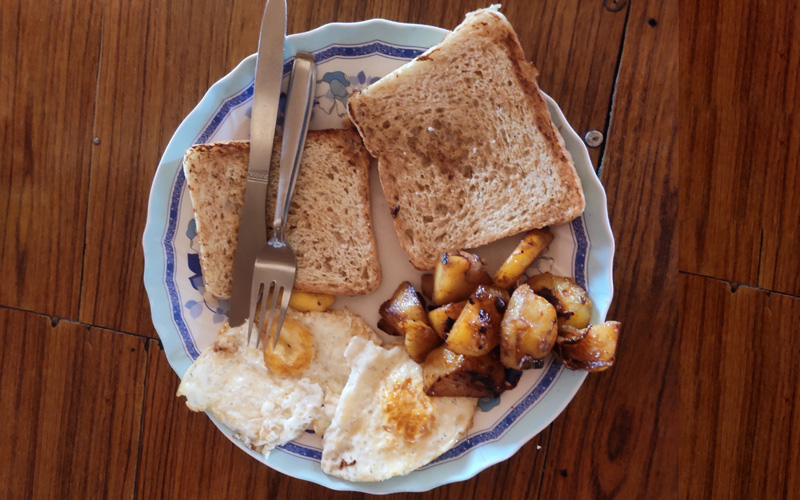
[136,341,549,499]
[287,0,629,167]
[79,0,266,335]
[0,0,102,318]
[679,274,800,499]
[679,0,800,294]
[78,0,628,336]
[0,308,147,499]
[2,0,737,497]
[539,0,678,497]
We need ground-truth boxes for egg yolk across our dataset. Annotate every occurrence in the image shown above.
[381,378,435,442]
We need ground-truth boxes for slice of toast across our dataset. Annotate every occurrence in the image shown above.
[182,129,381,297]
[347,6,585,270]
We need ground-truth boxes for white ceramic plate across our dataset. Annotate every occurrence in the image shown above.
[142,19,614,494]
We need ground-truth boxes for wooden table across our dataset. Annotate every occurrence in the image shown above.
[2,0,796,498]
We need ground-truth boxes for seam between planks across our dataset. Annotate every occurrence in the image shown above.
[0,304,158,342]
[596,0,633,179]
[535,424,554,500]
[536,3,634,494]
[79,0,107,321]
[131,340,152,500]
[679,270,800,300]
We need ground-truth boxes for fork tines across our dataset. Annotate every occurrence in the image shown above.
[247,281,290,349]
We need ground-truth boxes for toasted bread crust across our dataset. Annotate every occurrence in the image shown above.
[182,129,381,297]
[348,6,585,270]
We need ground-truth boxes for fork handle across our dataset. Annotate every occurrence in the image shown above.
[271,53,316,246]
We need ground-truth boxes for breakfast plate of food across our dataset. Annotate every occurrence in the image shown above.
[143,5,618,494]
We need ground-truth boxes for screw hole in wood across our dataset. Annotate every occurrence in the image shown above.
[603,0,627,13]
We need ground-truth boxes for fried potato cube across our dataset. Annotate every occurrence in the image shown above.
[263,316,314,376]
[555,321,620,372]
[428,301,467,340]
[379,281,429,334]
[422,345,506,398]
[493,229,554,289]
[377,318,401,336]
[445,285,509,357]
[526,273,593,329]
[401,319,442,363]
[288,291,336,312]
[432,251,492,305]
[499,285,558,369]
[420,273,434,301]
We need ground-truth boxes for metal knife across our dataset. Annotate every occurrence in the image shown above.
[229,0,286,326]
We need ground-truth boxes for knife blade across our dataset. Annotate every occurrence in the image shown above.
[229,0,286,326]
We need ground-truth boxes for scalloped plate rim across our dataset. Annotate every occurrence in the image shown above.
[142,18,614,494]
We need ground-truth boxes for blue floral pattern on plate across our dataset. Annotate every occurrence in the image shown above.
[185,219,229,323]
[143,20,615,494]
[315,70,381,117]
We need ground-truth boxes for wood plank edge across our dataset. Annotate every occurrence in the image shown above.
[594,1,633,177]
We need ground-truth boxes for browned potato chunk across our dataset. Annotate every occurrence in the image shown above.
[445,285,509,357]
[379,281,429,334]
[420,273,434,301]
[377,318,401,336]
[493,229,554,289]
[422,345,506,398]
[499,285,558,369]
[526,273,593,329]
[401,319,442,362]
[555,321,620,372]
[556,324,584,344]
[428,301,467,340]
[432,251,492,305]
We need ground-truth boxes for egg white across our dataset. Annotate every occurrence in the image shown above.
[177,309,382,455]
[321,337,478,482]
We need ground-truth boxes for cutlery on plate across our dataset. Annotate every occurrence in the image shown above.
[229,0,286,329]
[248,53,316,348]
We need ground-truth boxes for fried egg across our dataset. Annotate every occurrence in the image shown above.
[321,337,477,481]
[292,310,382,433]
[177,309,381,455]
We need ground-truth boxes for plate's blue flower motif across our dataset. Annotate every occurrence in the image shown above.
[151,36,600,483]
[528,256,554,276]
[185,299,204,319]
[187,252,205,293]
[212,300,229,324]
[185,218,230,322]
[244,91,287,129]
[314,70,380,118]
[187,218,200,253]
[316,71,351,117]
[349,70,381,90]
[478,397,501,412]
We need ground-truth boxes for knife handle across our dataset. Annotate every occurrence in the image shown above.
[270,53,316,245]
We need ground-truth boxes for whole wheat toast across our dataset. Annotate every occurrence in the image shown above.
[347,6,585,270]
[182,129,381,297]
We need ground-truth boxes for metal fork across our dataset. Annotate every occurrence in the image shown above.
[247,53,316,349]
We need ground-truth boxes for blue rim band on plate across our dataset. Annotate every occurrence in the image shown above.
[142,19,614,494]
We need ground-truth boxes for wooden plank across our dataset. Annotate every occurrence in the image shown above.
[0,308,147,498]
[679,274,800,498]
[539,0,678,497]
[679,0,800,294]
[79,0,267,335]
[136,340,550,499]
[290,0,629,167]
[502,1,628,168]
[81,0,628,336]
[0,0,102,318]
